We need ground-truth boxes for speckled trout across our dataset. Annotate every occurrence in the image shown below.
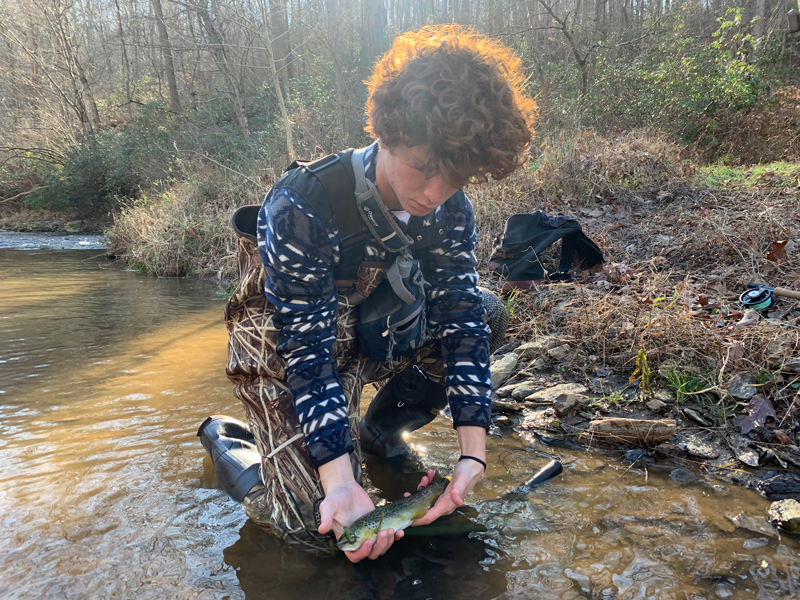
[337,475,448,552]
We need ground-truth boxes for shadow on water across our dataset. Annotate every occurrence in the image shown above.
[225,520,507,600]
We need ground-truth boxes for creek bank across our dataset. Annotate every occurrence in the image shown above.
[0,205,111,235]
[486,325,800,536]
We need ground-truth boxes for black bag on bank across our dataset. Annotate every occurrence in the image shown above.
[489,211,604,285]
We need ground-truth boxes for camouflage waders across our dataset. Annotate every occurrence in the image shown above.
[224,215,446,555]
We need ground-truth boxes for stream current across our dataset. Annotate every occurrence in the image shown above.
[0,238,797,599]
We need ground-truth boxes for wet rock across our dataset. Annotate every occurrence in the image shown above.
[493,415,514,428]
[742,537,770,549]
[768,498,800,532]
[731,444,760,468]
[510,382,540,400]
[514,337,559,360]
[682,407,712,427]
[490,353,518,390]
[669,468,698,484]
[684,439,721,459]
[729,513,779,538]
[723,373,757,400]
[756,471,800,500]
[524,382,588,404]
[645,399,667,412]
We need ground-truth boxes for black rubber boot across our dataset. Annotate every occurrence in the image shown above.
[197,415,262,503]
[360,366,448,460]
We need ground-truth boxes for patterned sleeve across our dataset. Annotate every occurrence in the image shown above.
[257,188,353,467]
[421,194,492,430]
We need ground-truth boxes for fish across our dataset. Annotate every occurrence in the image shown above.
[337,474,448,552]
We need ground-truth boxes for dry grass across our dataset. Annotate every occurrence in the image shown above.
[107,162,265,279]
[471,131,800,428]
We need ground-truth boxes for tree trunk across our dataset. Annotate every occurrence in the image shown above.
[268,0,291,95]
[259,0,294,157]
[152,0,181,113]
[196,1,250,140]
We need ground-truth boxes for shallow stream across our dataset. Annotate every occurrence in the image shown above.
[0,237,797,599]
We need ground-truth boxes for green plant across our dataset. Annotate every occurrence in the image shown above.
[664,369,713,405]
[629,348,652,396]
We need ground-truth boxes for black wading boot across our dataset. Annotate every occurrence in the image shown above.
[197,415,262,503]
[360,366,448,461]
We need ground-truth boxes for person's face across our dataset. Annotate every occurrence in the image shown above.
[376,141,460,217]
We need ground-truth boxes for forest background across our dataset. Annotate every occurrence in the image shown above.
[1,0,799,278]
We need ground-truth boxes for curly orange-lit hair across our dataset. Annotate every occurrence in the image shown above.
[366,25,536,188]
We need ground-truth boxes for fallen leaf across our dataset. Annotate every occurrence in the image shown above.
[735,310,761,327]
[766,240,788,263]
[740,393,779,434]
[708,282,728,294]
[774,430,792,445]
[761,263,778,276]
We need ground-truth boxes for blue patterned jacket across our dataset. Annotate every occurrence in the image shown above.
[257,143,491,467]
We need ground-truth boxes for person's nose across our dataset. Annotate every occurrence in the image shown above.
[424,176,456,205]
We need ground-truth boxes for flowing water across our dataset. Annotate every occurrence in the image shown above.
[0,239,798,600]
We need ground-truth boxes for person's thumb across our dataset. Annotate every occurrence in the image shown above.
[317,501,334,535]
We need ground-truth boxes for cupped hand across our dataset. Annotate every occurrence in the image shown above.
[410,459,484,527]
[317,480,404,562]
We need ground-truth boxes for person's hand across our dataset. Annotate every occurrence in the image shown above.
[317,455,404,562]
[409,425,487,527]
[409,458,484,526]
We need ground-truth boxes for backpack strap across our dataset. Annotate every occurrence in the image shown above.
[350,147,414,253]
[303,150,368,246]
[296,150,373,283]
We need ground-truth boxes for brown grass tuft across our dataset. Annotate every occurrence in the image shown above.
[107,163,266,279]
